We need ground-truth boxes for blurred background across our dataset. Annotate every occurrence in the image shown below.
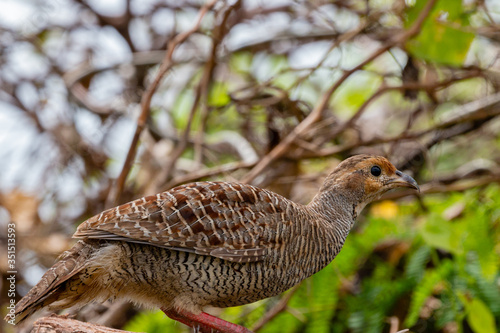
[1,0,499,332]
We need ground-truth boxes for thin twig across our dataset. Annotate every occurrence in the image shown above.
[289,18,371,91]
[322,70,484,142]
[294,75,492,159]
[194,1,241,167]
[107,0,218,207]
[383,172,500,201]
[251,285,301,332]
[153,1,242,193]
[164,161,255,190]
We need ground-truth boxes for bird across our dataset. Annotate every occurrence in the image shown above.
[8,155,419,332]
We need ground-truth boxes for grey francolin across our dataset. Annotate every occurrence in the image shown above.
[8,155,418,332]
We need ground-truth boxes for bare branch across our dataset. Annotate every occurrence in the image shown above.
[240,0,439,184]
[30,315,136,333]
[252,285,300,332]
[152,0,242,193]
[107,0,219,207]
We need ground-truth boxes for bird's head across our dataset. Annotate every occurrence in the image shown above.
[315,155,419,219]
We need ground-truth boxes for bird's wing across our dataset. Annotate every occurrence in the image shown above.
[74,182,291,263]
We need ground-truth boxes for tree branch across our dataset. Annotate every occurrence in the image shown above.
[240,0,439,184]
[30,315,136,333]
[106,0,218,207]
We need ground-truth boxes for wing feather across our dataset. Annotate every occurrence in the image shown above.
[74,182,290,262]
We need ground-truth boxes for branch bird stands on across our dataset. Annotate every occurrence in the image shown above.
[9,155,419,333]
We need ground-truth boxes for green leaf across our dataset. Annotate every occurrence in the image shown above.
[466,298,497,333]
[405,245,431,281]
[208,82,231,107]
[419,216,462,254]
[465,257,500,317]
[405,260,453,327]
[124,310,178,333]
[229,52,253,74]
[331,71,382,117]
[172,89,197,129]
[405,0,475,66]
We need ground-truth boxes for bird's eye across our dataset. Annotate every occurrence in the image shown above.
[371,166,382,177]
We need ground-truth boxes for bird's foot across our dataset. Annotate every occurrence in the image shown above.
[162,307,253,333]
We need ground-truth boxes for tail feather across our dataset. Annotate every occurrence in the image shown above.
[7,240,99,324]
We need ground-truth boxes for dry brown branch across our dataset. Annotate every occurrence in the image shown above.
[194,1,242,167]
[61,52,171,117]
[387,316,401,333]
[163,155,256,190]
[251,285,300,332]
[68,82,129,117]
[435,90,500,128]
[290,70,484,158]
[150,55,215,193]
[92,301,137,329]
[152,0,241,193]
[240,0,439,184]
[305,90,500,159]
[383,167,500,201]
[288,17,372,91]
[327,70,484,140]
[107,0,219,207]
[30,315,137,333]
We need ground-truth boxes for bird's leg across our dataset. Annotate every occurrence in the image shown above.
[162,307,253,333]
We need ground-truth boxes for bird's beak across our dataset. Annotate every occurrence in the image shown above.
[389,170,420,192]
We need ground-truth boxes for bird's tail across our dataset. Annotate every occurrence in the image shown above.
[5,239,100,324]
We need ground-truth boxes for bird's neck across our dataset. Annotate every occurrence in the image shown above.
[292,189,364,278]
[308,186,364,228]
